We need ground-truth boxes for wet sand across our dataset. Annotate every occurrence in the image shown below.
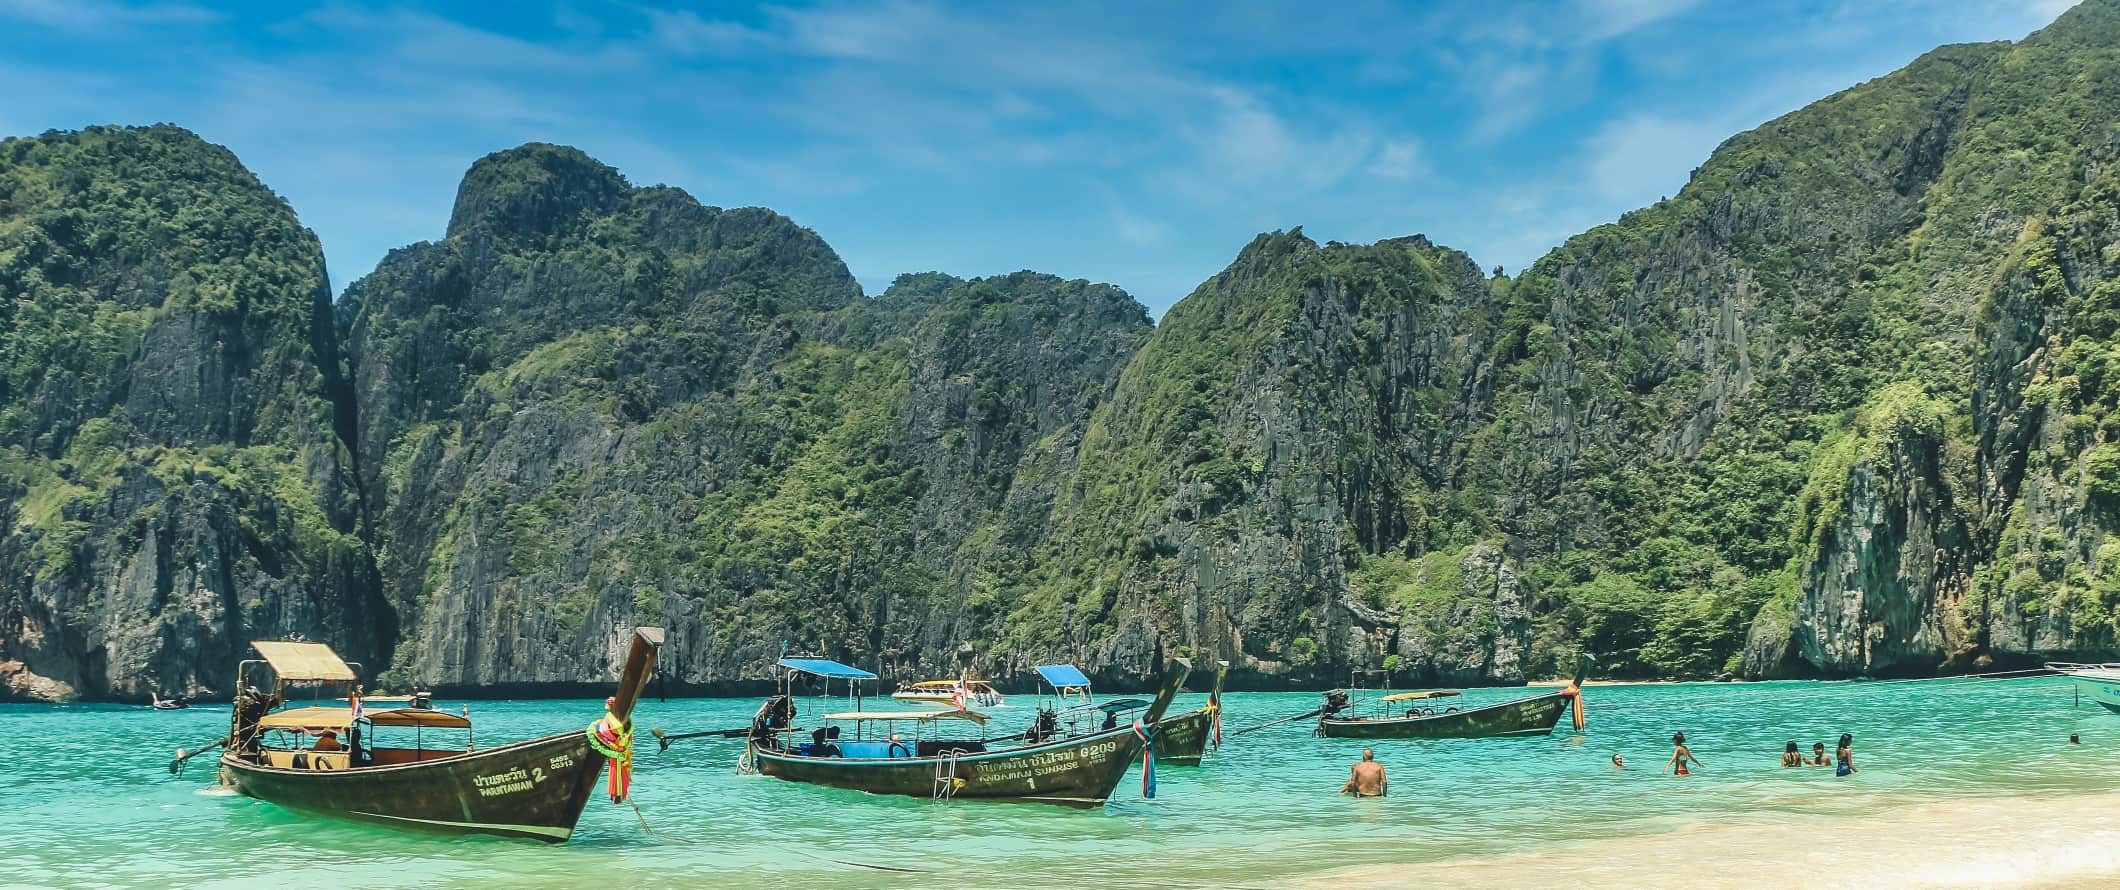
[1296,790,2120,890]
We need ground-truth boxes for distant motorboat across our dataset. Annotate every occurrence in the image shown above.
[892,678,1005,709]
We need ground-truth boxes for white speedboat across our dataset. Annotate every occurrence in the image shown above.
[2049,662,2120,712]
[891,679,1004,709]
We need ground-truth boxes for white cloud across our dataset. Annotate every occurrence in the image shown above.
[1583,114,1727,202]
[1112,209,1167,246]
[646,9,775,55]
[1367,140,1429,181]
[0,0,215,31]
[1576,0,1699,42]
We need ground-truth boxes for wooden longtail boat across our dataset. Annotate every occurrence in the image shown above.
[750,658,1191,807]
[218,627,662,842]
[1315,655,1588,739]
[1156,661,1228,765]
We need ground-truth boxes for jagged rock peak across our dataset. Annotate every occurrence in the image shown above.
[445,142,628,240]
[2030,0,2120,47]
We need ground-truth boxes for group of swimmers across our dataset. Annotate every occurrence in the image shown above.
[1341,731,1870,795]
[1777,735,1857,775]
[1631,731,1855,777]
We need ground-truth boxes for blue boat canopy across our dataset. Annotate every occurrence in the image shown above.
[1035,664,1092,689]
[777,658,877,680]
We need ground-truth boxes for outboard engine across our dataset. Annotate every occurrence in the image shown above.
[1321,689,1351,718]
[1025,707,1060,743]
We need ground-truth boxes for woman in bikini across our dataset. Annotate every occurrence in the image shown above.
[1835,733,1856,777]
[1664,731,1702,776]
[1781,741,1803,767]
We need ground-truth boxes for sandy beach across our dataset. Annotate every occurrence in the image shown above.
[1296,790,2120,890]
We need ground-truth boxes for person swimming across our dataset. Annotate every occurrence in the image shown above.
[1665,732,1702,776]
[1610,753,1628,770]
[1835,733,1856,777]
[1342,748,1387,797]
[2070,733,2081,746]
[1809,742,1831,766]
[1781,740,1803,768]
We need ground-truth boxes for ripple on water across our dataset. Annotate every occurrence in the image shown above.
[4,679,2118,888]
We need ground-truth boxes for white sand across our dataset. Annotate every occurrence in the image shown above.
[1294,791,2120,890]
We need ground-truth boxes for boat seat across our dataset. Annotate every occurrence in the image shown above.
[837,741,899,759]
[306,752,351,771]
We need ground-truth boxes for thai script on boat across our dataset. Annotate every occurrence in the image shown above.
[474,765,540,797]
[980,740,1120,783]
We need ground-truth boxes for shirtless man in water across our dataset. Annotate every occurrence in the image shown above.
[1342,748,1387,797]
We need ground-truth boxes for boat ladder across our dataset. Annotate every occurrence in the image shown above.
[933,751,963,800]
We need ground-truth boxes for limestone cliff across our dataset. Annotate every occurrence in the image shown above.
[0,126,384,701]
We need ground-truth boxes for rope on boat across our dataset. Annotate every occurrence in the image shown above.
[626,801,929,873]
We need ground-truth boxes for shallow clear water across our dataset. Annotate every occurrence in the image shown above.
[5,677,2118,889]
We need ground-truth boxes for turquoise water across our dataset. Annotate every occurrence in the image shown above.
[5,678,2119,889]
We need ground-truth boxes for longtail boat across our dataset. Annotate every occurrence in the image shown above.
[749,657,1191,807]
[1156,660,1229,765]
[217,627,662,842]
[1315,655,1588,739]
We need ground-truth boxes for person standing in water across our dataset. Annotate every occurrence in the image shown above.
[1835,733,1857,776]
[1664,732,1702,776]
[1809,742,1831,766]
[1342,748,1387,797]
[1781,741,1803,767]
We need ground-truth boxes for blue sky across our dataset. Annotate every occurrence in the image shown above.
[0,0,2080,315]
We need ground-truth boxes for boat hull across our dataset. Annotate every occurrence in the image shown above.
[1157,709,1213,765]
[222,731,604,842]
[1318,691,1571,739]
[753,726,1144,807]
[2062,671,2120,712]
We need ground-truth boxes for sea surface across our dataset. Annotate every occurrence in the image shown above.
[6,676,2120,889]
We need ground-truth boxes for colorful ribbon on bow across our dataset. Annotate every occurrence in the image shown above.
[586,708,634,803]
[1131,718,1156,799]
[1561,681,1586,731]
[1208,694,1222,749]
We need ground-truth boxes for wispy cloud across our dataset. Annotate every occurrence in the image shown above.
[0,0,2080,313]
[0,0,217,32]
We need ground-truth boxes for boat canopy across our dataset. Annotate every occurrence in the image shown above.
[251,641,357,682]
[777,658,877,680]
[257,705,472,731]
[1034,664,1092,689]
[901,679,994,689]
[1380,690,1461,702]
[820,709,989,725]
[1095,698,1151,712]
